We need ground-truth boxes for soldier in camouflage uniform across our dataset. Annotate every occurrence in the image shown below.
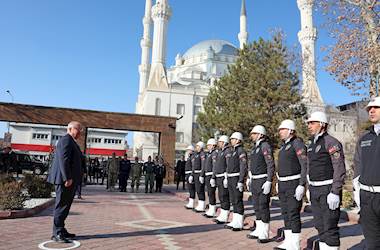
[107,153,119,192]
[130,156,142,192]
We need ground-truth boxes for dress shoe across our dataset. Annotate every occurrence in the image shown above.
[247,234,258,240]
[51,234,71,243]
[64,232,76,238]
[224,225,233,229]
[213,219,226,224]
[231,227,242,231]
[257,238,271,244]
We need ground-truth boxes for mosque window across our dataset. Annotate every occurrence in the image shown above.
[155,98,161,115]
[194,105,202,115]
[176,104,185,115]
[176,132,184,143]
[195,96,202,105]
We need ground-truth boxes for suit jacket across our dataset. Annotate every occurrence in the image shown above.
[47,134,83,185]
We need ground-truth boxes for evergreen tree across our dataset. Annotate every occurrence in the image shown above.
[197,34,308,147]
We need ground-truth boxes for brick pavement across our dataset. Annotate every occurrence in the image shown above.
[0,184,366,250]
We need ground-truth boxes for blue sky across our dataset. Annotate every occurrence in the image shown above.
[0,0,359,138]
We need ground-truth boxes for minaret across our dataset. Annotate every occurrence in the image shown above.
[297,0,324,107]
[238,0,248,49]
[147,0,172,90]
[138,0,153,94]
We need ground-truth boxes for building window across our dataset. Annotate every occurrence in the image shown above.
[87,137,102,143]
[176,132,184,143]
[194,106,202,115]
[195,96,202,105]
[155,98,161,116]
[176,104,185,115]
[32,133,49,140]
[52,135,63,141]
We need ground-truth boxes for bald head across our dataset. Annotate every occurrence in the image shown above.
[67,121,82,140]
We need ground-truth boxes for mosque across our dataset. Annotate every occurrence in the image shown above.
[133,0,358,173]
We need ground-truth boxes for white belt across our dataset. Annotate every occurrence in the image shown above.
[251,173,268,180]
[227,172,240,177]
[277,173,301,182]
[193,170,202,174]
[185,171,192,174]
[307,175,333,186]
[216,173,225,178]
[360,183,380,193]
[205,172,213,176]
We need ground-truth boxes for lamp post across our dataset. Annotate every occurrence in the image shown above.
[5,90,14,134]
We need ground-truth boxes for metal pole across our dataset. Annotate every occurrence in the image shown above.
[5,90,14,133]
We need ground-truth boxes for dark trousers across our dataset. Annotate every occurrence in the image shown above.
[360,190,380,250]
[176,175,185,190]
[187,174,196,199]
[155,177,163,192]
[75,182,82,197]
[53,184,76,236]
[194,173,205,201]
[227,176,244,215]
[206,176,216,205]
[119,173,128,192]
[278,180,302,233]
[216,177,230,210]
[310,185,340,247]
[251,178,270,223]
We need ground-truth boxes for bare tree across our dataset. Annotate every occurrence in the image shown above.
[317,0,380,97]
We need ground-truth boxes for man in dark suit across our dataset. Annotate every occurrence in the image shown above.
[47,121,83,243]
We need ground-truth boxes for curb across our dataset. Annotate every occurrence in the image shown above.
[0,198,54,220]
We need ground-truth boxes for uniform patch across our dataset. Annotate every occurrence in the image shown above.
[315,145,321,153]
[360,140,372,147]
[256,148,260,154]
[285,144,291,151]
[328,145,340,154]
[332,152,340,159]
[296,149,304,155]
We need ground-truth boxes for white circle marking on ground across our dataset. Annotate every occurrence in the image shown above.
[38,240,81,250]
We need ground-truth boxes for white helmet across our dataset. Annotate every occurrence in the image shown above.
[218,135,229,143]
[207,138,217,145]
[186,145,194,151]
[278,119,296,131]
[196,141,205,149]
[366,97,380,110]
[230,132,243,141]
[250,125,266,135]
[307,111,328,124]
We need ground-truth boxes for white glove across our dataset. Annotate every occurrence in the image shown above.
[262,181,272,195]
[188,175,193,184]
[353,176,360,210]
[294,185,305,201]
[237,182,244,192]
[210,178,216,187]
[246,178,251,191]
[199,176,204,184]
[223,178,228,189]
[327,193,340,210]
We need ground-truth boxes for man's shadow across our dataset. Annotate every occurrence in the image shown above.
[76,224,225,241]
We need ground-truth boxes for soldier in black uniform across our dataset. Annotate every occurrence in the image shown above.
[155,158,166,192]
[224,132,247,231]
[212,135,231,224]
[203,138,218,218]
[306,111,346,250]
[193,141,206,212]
[246,125,274,243]
[185,145,196,209]
[353,97,380,250]
[274,120,307,250]
[119,155,131,192]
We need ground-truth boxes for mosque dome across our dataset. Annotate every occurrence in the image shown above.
[182,40,238,59]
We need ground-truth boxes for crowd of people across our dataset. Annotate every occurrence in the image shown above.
[104,153,167,193]
[181,97,380,250]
